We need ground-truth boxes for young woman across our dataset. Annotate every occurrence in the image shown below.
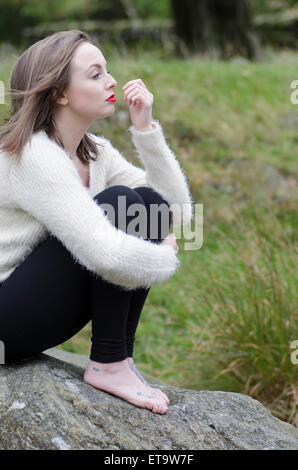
[0,30,193,414]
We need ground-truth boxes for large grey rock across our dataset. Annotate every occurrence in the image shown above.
[0,352,297,450]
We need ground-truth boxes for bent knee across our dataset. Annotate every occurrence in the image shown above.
[93,185,145,226]
[109,185,145,206]
[133,186,170,208]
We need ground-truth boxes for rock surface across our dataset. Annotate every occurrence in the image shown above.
[0,351,297,450]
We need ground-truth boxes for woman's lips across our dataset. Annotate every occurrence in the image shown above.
[106,94,116,102]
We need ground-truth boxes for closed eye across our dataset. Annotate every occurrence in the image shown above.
[92,71,111,79]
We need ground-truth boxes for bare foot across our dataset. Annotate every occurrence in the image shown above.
[126,357,170,406]
[84,359,168,414]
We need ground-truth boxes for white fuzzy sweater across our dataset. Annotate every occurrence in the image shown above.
[0,119,193,291]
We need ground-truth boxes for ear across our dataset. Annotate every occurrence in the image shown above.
[52,88,68,106]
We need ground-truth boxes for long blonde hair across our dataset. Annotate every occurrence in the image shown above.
[0,29,103,163]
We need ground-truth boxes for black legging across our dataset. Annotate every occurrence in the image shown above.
[0,185,172,365]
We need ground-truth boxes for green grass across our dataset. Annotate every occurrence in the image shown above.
[1,44,297,426]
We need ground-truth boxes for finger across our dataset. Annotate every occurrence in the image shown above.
[126,89,153,104]
[125,90,141,105]
[124,84,152,101]
[124,83,151,99]
[127,91,152,106]
[131,93,151,106]
[123,78,146,90]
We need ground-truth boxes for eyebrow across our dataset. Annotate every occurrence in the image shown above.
[86,62,107,72]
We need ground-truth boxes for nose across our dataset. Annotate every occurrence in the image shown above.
[107,75,117,89]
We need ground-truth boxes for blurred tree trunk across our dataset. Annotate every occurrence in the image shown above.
[120,0,139,26]
[171,0,262,60]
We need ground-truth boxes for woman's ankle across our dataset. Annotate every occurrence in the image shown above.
[88,358,127,373]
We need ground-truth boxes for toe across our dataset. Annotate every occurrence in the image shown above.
[151,396,160,414]
[155,388,169,405]
[158,396,167,414]
[146,400,154,411]
[160,402,168,414]
[160,391,169,405]
[153,399,161,414]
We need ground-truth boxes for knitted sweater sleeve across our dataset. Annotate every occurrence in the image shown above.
[8,137,181,291]
[103,119,194,227]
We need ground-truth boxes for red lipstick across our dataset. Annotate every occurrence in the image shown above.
[106,94,116,102]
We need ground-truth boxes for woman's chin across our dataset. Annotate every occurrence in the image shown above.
[94,109,115,120]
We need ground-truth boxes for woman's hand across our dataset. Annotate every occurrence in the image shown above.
[160,233,179,254]
[122,79,155,131]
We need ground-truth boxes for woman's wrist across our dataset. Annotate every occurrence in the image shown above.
[134,121,156,132]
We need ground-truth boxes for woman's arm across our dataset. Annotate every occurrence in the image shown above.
[100,119,194,227]
[119,78,193,227]
[128,119,194,227]
[9,136,180,291]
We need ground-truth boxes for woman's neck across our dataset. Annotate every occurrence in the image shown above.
[53,108,92,159]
